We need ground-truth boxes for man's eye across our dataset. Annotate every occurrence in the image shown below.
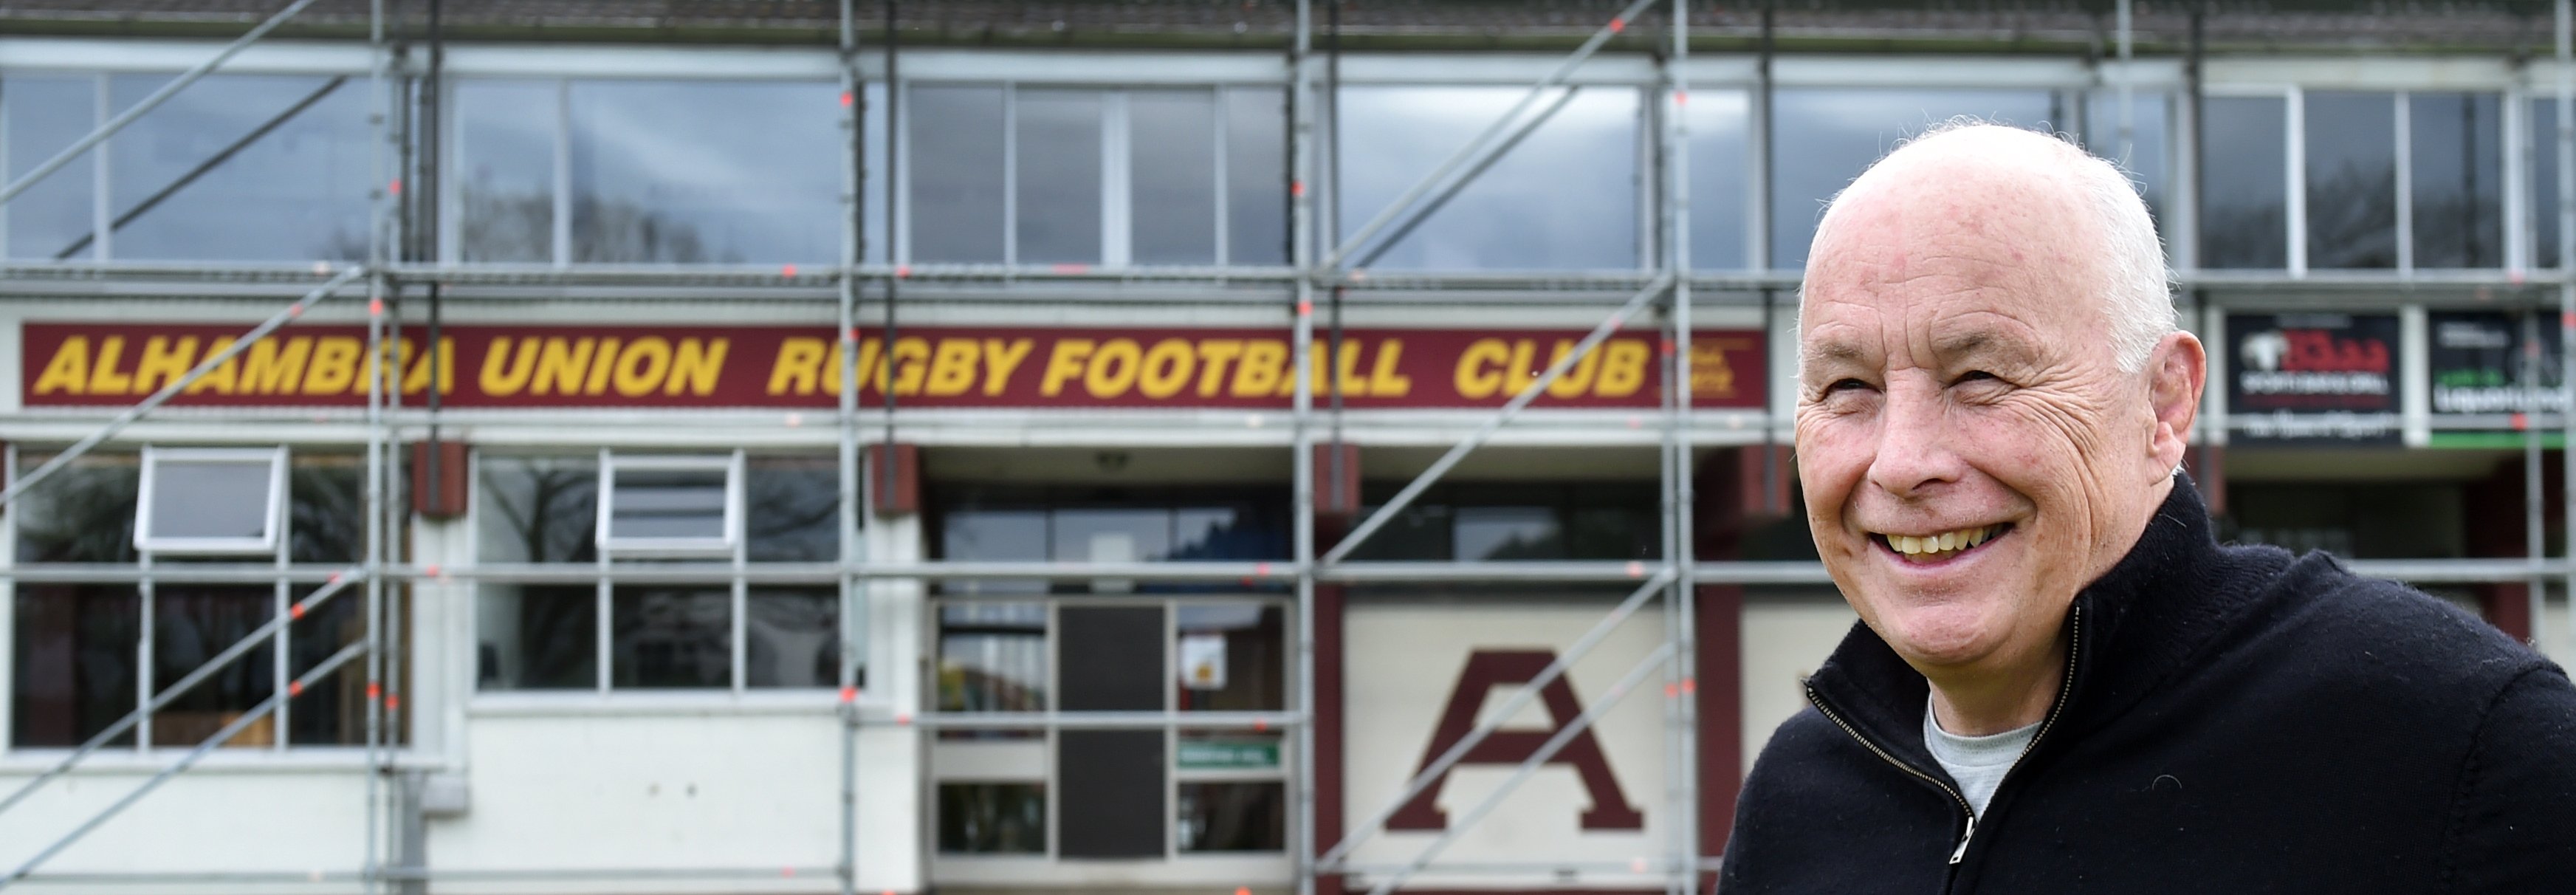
[1825,378,1873,394]
[1952,371,2000,387]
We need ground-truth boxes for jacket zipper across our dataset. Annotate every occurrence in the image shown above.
[1802,604,2086,871]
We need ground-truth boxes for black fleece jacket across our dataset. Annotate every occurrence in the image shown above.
[1718,481,2576,894]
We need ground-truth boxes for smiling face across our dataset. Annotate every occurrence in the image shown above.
[1795,128,2202,684]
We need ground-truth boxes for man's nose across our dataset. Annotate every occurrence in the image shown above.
[1865,380,1965,498]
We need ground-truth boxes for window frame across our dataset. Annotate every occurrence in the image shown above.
[133,445,289,555]
[594,450,744,557]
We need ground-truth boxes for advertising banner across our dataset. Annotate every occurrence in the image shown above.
[2226,312,2402,444]
[2426,311,2567,448]
[19,322,1765,411]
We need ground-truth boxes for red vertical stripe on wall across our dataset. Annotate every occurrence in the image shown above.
[1314,515,1349,894]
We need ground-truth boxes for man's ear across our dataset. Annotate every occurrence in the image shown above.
[2146,331,2206,480]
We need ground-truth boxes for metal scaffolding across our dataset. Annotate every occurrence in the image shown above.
[0,1,2573,894]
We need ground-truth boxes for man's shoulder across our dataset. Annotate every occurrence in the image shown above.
[2207,543,2555,709]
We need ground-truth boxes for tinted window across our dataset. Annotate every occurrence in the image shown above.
[2199,95,2290,269]
[476,455,599,563]
[1014,89,1104,264]
[2079,90,2171,227]
[1225,88,1289,265]
[2304,92,2398,270]
[569,80,840,264]
[2533,98,2563,268]
[109,73,371,261]
[1130,89,1219,264]
[1336,86,1638,270]
[454,80,557,264]
[909,85,1006,262]
[1770,89,2058,269]
[2409,92,2504,269]
[1686,89,1751,270]
[5,75,97,261]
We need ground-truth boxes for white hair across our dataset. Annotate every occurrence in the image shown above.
[1804,119,2176,374]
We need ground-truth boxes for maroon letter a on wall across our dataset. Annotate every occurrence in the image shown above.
[1386,650,1645,831]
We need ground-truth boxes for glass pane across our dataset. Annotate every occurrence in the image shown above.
[1053,508,1171,563]
[151,584,275,747]
[1226,88,1288,265]
[746,586,843,689]
[454,79,557,264]
[1175,603,1282,711]
[287,583,371,745]
[1454,506,1560,560]
[2305,91,2399,270]
[1014,89,1103,264]
[475,455,598,563]
[1130,89,1219,264]
[863,82,890,265]
[747,456,838,561]
[2201,95,2290,269]
[476,584,597,690]
[1770,89,2060,269]
[2409,92,2504,269]
[1169,505,1285,562]
[939,510,1047,595]
[938,782,1047,854]
[2080,90,2171,228]
[936,603,1046,738]
[2533,98,2562,268]
[1565,505,1658,560]
[611,586,730,688]
[909,85,1006,262]
[1177,781,1285,852]
[13,452,141,563]
[569,80,841,264]
[10,585,140,748]
[288,454,365,564]
[148,457,275,542]
[1339,503,1451,560]
[5,75,97,261]
[1686,89,1751,270]
[109,73,371,261]
[607,466,727,542]
[1337,86,1638,270]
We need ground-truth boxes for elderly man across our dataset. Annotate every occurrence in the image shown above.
[1717,123,2576,892]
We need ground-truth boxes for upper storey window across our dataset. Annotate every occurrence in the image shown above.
[1768,89,2061,270]
[2202,89,2503,272]
[1333,86,1638,272]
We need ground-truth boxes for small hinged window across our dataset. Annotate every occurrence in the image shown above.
[594,450,742,556]
[134,446,289,555]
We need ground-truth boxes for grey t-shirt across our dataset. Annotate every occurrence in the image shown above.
[1923,696,2039,817]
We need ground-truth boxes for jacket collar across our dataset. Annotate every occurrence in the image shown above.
[1802,477,2259,768]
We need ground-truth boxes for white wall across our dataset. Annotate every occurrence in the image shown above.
[1738,593,1858,770]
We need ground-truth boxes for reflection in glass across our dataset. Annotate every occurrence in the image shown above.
[2409,93,2504,269]
[2534,99,2563,268]
[2200,96,2290,269]
[13,453,141,563]
[746,456,839,561]
[1175,603,1283,711]
[151,585,275,747]
[1686,90,1751,270]
[5,75,97,261]
[940,510,1047,595]
[938,783,1046,853]
[289,456,365,563]
[454,80,557,264]
[1177,781,1285,852]
[1014,89,1104,264]
[1770,89,2058,269]
[910,86,1007,262]
[936,603,1047,738]
[2305,92,2399,270]
[288,583,373,744]
[1339,503,1452,561]
[1226,89,1289,265]
[1336,86,1637,270]
[11,586,140,747]
[611,586,730,688]
[1454,506,1559,560]
[2079,91,2171,226]
[110,74,371,261]
[1053,508,1171,563]
[1130,89,1219,264]
[476,584,597,690]
[747,587,842,688]
[570,80,840,264]
[147,456,275,543]
[607,466,727,542]
[476,455,599,563]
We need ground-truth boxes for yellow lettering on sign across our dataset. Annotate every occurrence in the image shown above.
[1369,339,1412,397]
[769,337,826,396]
[482,337,540,396]
[885,337,930,396]
[980,338,1034,397]
[185,337,240,395]
[32,337,89,396]
[1545,339,1603,399]
[305,337,362,394]
[1136,339,1195,400]
[1195,340,1243,397]
[398,338,459,396]
[1595,340,1649,398]
[532,337,595,396]
[90,336,134,394]
[669,338,727,396]
[132,336,199,394]
[242,337,312,395]
[611,337,672,397]
[1086,338,1143,398]
[924,339,978,397]
[1041,339,1093,397]
[577,337,622,396]
[1454,337,1508,400]
[1234,340,1285,397]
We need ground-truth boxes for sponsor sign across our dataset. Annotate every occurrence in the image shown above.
[18,323,1765,411]
[1175,738,1278,771]
[2226,313,2402,443]
[1346,603,1666,891]
[2427,311,2567,448]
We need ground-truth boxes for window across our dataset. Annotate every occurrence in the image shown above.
[2532,97,2565,270]
[1,72,371,262]
[2409,93,2504,269]
[2075,89,2174,229]
[2200,95,2290,269]
[904,84,1288,267]
[1686,89,1753,270]
[451,78,853,265]
[1341,482,1660,562]
[1334,85,1638,271]
[135,447,286,555]
[10,448,382,750]
[474,452,852,694]
[2306,91,2400,270]
[1768,88,2060,270]
[2203,89,2504,272]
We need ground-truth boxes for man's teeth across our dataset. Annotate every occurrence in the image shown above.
[1885,524,2002,559]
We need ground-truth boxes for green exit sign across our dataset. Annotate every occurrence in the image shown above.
[1176,739,1280,770]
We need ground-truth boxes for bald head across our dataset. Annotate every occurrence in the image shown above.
[1804,123,2173,373]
